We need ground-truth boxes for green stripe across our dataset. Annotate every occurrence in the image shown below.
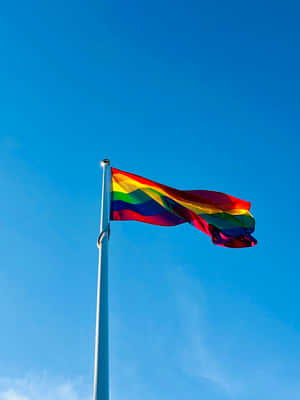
[111,188,162,204]
[200,213,255,230]
[112,190,254,230]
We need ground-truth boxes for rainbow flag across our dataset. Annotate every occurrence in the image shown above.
[110,167,257,248]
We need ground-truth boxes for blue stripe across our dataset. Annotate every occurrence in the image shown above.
[111,199,171,216]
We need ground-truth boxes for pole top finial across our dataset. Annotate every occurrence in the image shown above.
[101,159,110,167]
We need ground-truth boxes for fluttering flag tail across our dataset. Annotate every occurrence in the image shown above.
[110,167,257,248]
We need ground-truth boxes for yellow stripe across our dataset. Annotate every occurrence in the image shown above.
[112,175,250,216]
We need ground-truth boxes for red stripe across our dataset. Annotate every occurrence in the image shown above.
[111,210,184,226]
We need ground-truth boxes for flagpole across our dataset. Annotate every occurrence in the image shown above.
[93,159,111,400]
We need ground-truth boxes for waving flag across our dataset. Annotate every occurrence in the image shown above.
[110,167,257,248]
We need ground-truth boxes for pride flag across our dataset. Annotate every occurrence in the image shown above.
[110,167,257,248]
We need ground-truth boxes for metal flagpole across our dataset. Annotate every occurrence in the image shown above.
[93,159,111,400]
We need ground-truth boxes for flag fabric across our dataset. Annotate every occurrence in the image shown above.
[110,167,257,248]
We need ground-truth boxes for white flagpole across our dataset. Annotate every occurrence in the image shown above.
[93,159,111,400]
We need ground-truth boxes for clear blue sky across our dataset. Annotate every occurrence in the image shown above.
[1,1,300,399]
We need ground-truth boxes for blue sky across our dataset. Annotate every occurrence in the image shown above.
[1,1,300,399]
